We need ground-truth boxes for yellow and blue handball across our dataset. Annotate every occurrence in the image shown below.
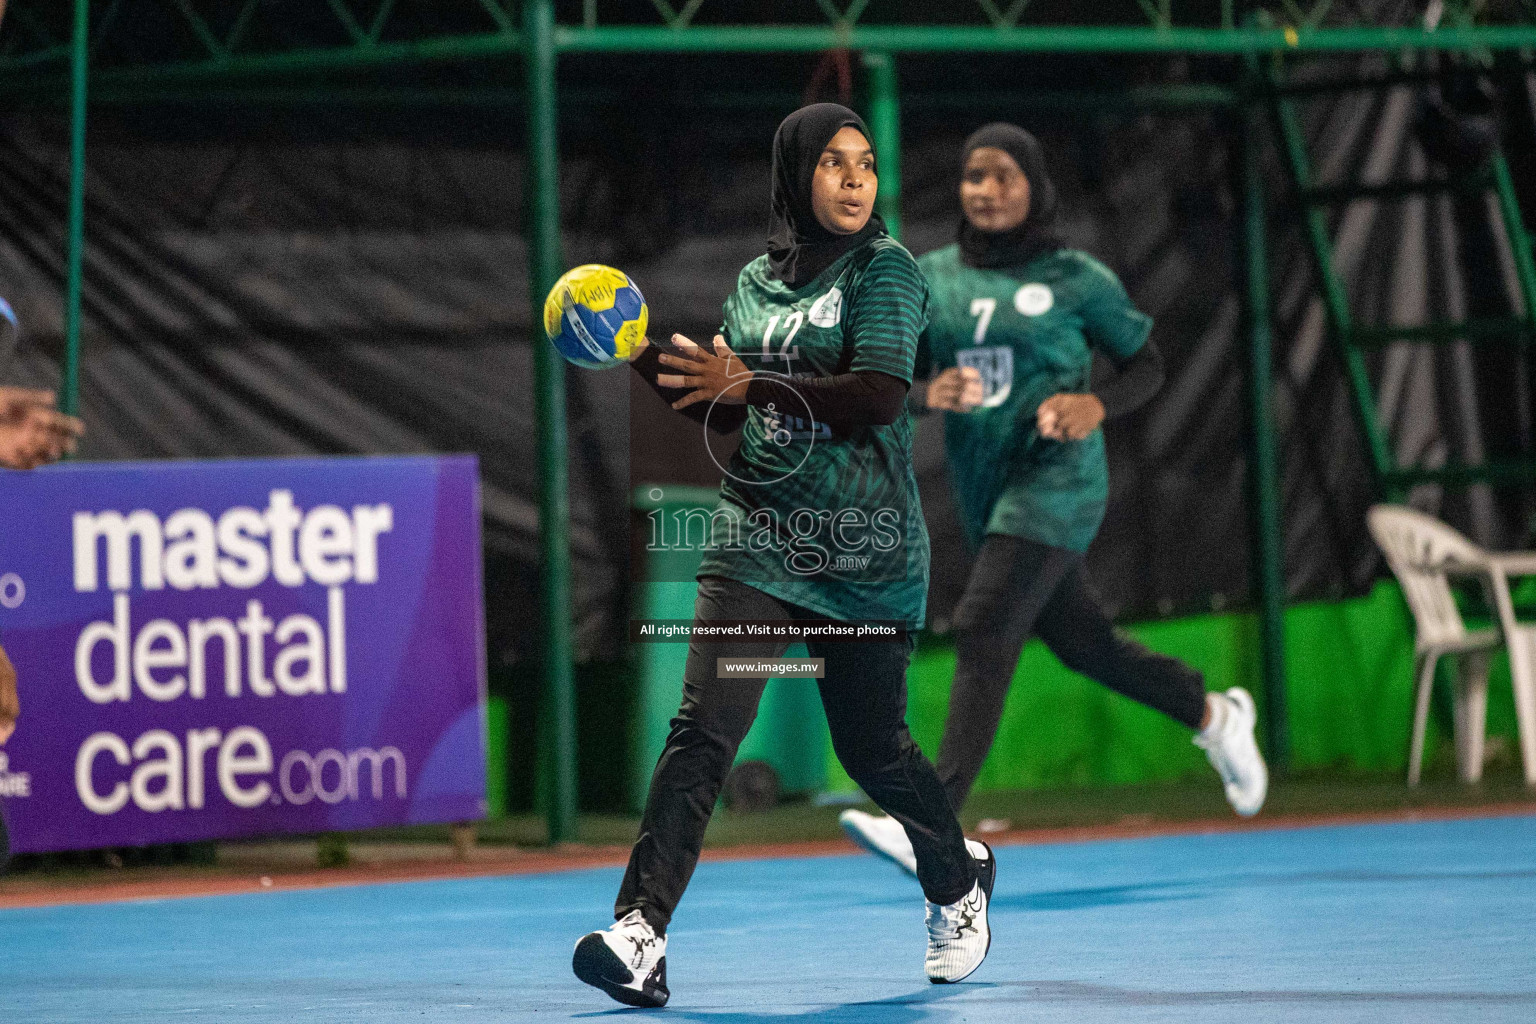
[543,264,648,369]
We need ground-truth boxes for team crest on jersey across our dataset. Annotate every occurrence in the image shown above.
[1014,282,1054,316]
[956,346,1013,409]
[808,287,843,327]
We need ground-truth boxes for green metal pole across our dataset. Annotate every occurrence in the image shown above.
[1242,105,1288,771]
[863,52,901,239]
[73,82,1243,113]
[525,0,576,846]
[548,25,1536,55]
[63,0,88,418]
[1490,154,1536,329]
[9,27,1536,100]
[2,30,528,95]
[1267,83,1396,495]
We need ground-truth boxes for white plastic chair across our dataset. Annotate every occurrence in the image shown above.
[1367,504,1536,786]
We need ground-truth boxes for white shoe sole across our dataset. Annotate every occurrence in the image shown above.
[572,933,669,1008]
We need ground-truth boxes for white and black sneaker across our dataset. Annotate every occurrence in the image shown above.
[839,809,992,879]
[572,909,669,1008]
[1194,687,1268,817]
[925,841,995,984]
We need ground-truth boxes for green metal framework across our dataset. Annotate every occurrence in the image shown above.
[1241,106,1288,767]
[5,2,1536,92]
[1263,53,1536,500]
[5,0,1536,835]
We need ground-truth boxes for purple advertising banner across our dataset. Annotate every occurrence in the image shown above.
[0,455,486,853]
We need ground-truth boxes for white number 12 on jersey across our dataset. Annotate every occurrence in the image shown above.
[761,311,804,362]
[969,297,996,345]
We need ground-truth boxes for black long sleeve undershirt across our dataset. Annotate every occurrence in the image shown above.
[1093,340,1165,419]
[907,338,1165,419]
[743,370,908,432]
[631,344,747,433]
[631,342,910,434]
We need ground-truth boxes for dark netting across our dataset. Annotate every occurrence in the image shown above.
[1,50,1533,670]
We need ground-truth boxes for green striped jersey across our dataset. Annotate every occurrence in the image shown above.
[695,235,931,628]
[916,244,1151,553]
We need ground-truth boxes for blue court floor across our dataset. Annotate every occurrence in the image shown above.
[4,814,1535,1023]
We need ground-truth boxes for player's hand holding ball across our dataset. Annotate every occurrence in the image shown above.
[656,334,752,410]
[927,366,983,412]
[1037,392,1105,442]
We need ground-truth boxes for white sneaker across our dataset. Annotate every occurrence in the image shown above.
[925,841,995,984]
[1194,687,1268,817]
[839,809,991,879]
[572,909,669,1008]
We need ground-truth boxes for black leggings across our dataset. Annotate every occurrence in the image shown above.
[617,576,977,932]
[936,534,1208,810]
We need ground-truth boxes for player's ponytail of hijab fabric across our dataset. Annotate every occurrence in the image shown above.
[767,103,887,288]
[957,122,1064,270]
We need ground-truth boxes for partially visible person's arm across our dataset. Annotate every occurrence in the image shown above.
[913,366,983,416]
[0,379,85,749]
[907,328,935,415]
[1093,339,1165,419]
[0,388,84,469]
[905,306,982,417]
[651,334,910,432]
[743,369,907,430]
[0,643,17,746]
[1038,256,1157,442]
[631,339,748,434]
[1037,342,1164,442]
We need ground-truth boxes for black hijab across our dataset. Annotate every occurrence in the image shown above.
[957,122,1064,270]
[767,103,887,288]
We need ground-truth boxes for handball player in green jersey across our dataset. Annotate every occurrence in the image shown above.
[571,105,994,1008]
[840,123,1267,877]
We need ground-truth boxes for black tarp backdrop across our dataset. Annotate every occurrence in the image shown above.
[2,52,1533,807]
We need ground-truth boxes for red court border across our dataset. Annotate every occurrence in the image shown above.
[2,800,1532,911]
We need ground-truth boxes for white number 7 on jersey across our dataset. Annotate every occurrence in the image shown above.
[969,297,996,346]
